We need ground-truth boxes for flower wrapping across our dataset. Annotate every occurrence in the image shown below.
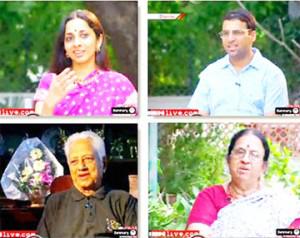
[0,137,64,200]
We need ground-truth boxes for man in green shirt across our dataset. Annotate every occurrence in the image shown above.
[37,131,137,238]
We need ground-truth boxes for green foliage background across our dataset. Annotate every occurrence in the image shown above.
[158,123,228,195]
[148,1,300,100]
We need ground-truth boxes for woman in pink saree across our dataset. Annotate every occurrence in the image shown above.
[34,10,137,116]
[187,129,300,238]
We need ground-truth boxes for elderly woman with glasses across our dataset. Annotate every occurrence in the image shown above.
[187,128,300,238]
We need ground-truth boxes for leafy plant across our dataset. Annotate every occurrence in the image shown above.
[265,140,300,196]
[158,123,230,195]
[149,187,199,230]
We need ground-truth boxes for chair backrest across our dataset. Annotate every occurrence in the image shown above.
[50,175,73,194]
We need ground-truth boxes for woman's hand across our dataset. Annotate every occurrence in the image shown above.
[39,68,78,116]
[47,68,77,105]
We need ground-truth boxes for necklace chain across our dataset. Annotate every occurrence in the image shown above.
[228,182,260,200]
[74,71,99,86]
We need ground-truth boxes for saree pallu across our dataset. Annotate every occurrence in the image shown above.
[34,69,137,116]
[211,187,300,237]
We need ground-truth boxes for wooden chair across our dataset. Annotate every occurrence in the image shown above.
[50,175,73,194]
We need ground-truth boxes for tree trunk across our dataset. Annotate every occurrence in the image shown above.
[85,1,138,88]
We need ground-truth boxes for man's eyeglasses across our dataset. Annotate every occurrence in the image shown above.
[230,148,262,161]
[218,29,251,39]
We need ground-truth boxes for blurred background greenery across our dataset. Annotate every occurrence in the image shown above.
[149,123,300,230]
[148,1,300,104]
[0,1,137,95]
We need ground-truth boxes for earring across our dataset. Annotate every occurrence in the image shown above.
[66,52,70,58]
[96,45,101,53]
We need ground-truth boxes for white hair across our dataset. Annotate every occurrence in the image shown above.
[64,131,106,174]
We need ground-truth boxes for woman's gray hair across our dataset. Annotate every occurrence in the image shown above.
[64,131,106,174]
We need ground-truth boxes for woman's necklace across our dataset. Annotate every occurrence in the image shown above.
[74,69,99,86]
[228,182,260,200]
[75,76,95,86]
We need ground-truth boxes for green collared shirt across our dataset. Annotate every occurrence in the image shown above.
[37,186,137,238]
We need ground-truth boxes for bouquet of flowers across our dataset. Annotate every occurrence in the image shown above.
[1,137,64,200]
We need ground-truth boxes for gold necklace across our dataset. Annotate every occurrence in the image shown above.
[228,182,259,200]
[228,184,246,199]
[74,72,98,86]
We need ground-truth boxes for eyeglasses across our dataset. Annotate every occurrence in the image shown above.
[230,148,262,161]
[218,29,251,39]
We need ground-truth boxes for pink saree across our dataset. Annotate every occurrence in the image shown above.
[34,69,137,116]
[188,185,300,237]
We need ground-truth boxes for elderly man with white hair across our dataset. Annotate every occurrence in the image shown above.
[37,131,137,238]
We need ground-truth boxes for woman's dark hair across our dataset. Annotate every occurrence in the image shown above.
[223,9,256,31]
[50,9,110,74]
[227,128,270,161]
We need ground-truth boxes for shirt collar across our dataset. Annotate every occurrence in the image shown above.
[70,185,109,201]
[220,47,262,70]
[248,48,263,69]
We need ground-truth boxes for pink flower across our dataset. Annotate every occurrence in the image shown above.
[44,162,52,173]
[41,172,54,186]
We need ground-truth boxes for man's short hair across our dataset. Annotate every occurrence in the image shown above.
[224,9,256,31]
[64,131,106,174]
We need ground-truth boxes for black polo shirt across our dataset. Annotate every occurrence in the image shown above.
[37,186,137,238]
